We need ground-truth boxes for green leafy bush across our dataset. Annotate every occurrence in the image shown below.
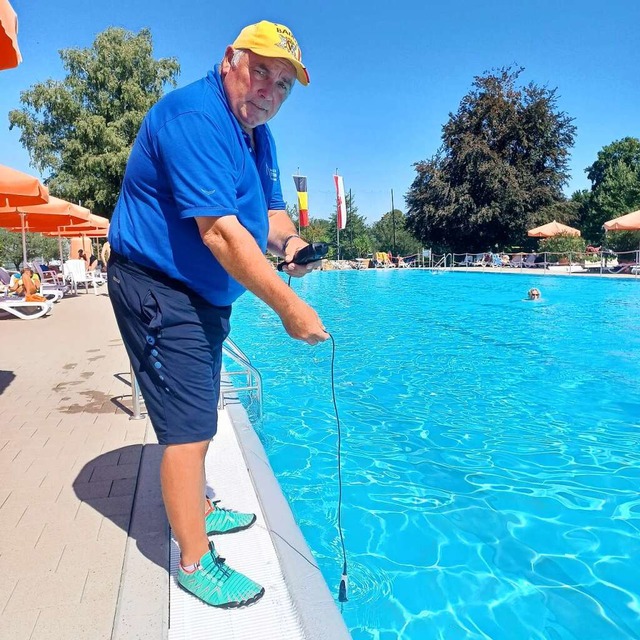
[538,234,586,262]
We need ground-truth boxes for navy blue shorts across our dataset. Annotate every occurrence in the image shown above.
[108,253,231,445]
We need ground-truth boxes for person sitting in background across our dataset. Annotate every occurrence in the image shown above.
[9,267,40,297]
[527,288,541,300]
[87,253,100,272]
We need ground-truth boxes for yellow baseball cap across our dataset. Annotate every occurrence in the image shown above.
[232,20,309,86]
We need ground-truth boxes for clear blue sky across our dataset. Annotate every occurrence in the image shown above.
[2,0,639,221]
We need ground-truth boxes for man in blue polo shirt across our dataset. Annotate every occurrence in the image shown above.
[108,21,327,608]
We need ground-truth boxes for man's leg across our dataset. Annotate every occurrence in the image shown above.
[161,440,210,565]
[107,257,263,606]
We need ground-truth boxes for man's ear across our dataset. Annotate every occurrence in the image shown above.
[220,46,234,77]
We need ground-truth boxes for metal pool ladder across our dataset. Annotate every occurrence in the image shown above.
[219,337,263,420]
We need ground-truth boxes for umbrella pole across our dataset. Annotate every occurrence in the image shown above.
[57,227,64,264]
[20,212,27,267]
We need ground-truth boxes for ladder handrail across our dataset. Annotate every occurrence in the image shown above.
[129,337,263,421]
[221,338,263,419]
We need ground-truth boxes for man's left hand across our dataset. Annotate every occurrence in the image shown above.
[282,238,322,277]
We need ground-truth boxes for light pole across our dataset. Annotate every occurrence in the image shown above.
[391,189,396,256]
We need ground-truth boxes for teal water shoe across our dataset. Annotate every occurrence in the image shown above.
[205,499,256,535]
[177,542,264,608]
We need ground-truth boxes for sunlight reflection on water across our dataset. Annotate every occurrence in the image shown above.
[228,270,640,640]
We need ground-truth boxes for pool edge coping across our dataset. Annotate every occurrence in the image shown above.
[225,398,352,640]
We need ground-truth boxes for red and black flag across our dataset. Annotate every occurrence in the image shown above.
[292,175,309,227]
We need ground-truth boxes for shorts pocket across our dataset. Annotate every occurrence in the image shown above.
[142,290,163,332]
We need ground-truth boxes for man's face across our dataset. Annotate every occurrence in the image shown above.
[221,48,295,132]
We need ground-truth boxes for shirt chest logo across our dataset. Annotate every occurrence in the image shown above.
[265,166,278,181]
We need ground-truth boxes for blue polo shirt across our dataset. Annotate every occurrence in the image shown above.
[109,66,285,306]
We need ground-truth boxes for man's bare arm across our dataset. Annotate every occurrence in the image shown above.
[195,215,327,344]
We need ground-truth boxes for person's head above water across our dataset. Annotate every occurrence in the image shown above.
[528,288,541,300]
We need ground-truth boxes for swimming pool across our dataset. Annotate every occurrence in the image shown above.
[229,270,640,639]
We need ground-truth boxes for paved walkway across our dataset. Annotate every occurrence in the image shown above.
[0,289,149,640]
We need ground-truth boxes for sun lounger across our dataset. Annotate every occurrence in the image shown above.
[523,254,540,268]
[373,252,393,268]
[63,259,104,295]
[0,295,53,320]
[456,254,474,267]
[473,253,491,266]
[32,263,70,300]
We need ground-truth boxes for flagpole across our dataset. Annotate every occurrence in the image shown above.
[334,169,340,261]
[296,167,300,234]
[391,189,396,256]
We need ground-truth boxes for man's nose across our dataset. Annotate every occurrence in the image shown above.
[256,82,275,101]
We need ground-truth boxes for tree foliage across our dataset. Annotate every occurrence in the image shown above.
[286,202,334,246]
[538,234,586,261]
[370,210,422,257]
[0,229,66,269]
[405,66,576,252]
[578,137,640,244]
[9,28,180,218]
[328,192,372,259]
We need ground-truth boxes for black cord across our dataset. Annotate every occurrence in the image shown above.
[328,332,349,602]
[284,275,348,602]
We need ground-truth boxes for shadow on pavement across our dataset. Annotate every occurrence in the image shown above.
[0,370,16,395]
[73,444,169,569]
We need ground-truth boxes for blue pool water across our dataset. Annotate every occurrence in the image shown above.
[228,270,640,640]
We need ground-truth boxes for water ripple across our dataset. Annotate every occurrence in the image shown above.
[229,271,640,639]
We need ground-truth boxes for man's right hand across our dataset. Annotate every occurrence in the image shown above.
[280,298,328,345]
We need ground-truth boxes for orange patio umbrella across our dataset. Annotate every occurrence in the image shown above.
[43,213,109,262]
[48,227,108,238]
[603,209,640,231]
[527,220,581,238]
[0,164,49,207]
[45,214,109,238]
[0,196,91,230]
[0,0,21,70]
[0,196,92,264]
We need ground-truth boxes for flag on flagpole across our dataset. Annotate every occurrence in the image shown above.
[292,175,309,227]
[334,174,347,230]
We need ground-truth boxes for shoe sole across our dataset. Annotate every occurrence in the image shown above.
[177,580,265,609]
[206,513,257,536]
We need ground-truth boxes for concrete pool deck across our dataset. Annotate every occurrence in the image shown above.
[0,289,349,639]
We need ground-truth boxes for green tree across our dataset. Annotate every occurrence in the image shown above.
[9,27,180,218]
[300,218,332,245]
[0,230,24,269]
[328,192,372,259]
[579,138,640,245]
[538,234,586,262]
[285,203,333,245]
[0,230,64,268]
[370,210,422,257]
[405,66,576,252]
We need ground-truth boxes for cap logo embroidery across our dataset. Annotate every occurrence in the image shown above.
[275,33,301,61]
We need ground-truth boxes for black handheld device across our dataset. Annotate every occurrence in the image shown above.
[277,242,329,271]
